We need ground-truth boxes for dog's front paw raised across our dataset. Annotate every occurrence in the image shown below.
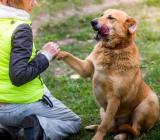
[56,51,69,60]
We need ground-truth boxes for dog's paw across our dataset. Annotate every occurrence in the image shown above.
[114,133,127,140]
[85,125,98,131]
[56,51,69,60]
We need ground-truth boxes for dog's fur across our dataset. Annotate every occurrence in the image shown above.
[57,9,160,140]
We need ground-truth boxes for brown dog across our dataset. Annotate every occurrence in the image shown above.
[57,9,160,140]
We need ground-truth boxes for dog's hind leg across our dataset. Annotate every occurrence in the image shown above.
[131,113,142,137]
[131,96,159,137]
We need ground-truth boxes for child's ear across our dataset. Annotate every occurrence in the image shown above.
[125,17,137,34]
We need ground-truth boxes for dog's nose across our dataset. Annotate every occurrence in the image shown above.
[91,20,100,31]
[91,20,98,26]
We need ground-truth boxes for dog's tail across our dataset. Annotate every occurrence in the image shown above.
[117,124,137,136]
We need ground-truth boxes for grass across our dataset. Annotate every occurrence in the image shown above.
[144,0,160,6]
[34,0,160,139]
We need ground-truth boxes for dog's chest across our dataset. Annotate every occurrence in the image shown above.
[92,71,111,108]
[89,48,133,107]
[90,46,134,72]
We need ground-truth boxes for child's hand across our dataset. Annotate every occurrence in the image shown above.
[42,42,60,57]
[41,42,60,60]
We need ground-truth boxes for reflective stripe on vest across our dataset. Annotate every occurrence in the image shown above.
[0,18,44,103]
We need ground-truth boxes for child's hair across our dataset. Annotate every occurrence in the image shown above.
[0,0,23,8]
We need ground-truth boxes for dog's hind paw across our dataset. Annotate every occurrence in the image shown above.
[85,125,98,131]
[114,133,127,140]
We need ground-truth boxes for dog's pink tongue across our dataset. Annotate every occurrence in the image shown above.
[100,26,109,35]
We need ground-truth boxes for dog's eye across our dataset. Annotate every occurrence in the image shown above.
[107,15,115,20]
[101,14,103,16]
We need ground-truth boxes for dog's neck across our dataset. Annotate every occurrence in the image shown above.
[102,36,134,50]
[105,41,133,50]
[105,44,130,50]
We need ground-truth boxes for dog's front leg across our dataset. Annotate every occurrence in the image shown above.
[57,51,94,78]
[92,97,120,140]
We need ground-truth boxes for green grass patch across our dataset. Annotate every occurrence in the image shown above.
[144,0,160,6]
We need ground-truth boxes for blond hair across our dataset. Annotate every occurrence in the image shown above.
[0,0,23,8]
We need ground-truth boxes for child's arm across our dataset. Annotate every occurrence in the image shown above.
[9,24,57,86]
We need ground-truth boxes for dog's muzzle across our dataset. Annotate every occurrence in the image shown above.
[91,19,110,41]
[91,19,101,31]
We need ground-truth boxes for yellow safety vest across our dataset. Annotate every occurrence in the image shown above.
[0,18,44,103]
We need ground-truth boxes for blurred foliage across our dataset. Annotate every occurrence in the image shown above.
[144,0,160,6]
[34,0,102,15]
[37,15,95,41]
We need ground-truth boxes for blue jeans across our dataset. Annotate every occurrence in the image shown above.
[0,86,81,140]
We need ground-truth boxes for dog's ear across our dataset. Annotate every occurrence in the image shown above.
[125,17,137,34]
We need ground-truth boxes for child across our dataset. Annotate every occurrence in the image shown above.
[0,0,81,140]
